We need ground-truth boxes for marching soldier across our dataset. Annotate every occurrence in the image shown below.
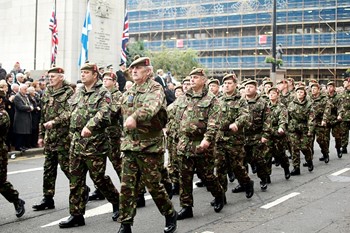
[338,77,350,154]
[0,89,25,218]
[59,63,119,228]
[33,67,75,211]
[117,57,177,233]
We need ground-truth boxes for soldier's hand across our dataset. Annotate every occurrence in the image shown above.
[261,137,268,143]
[38,138,44,147]
[43,120,55,129]
[337,115,342,121]
[321,121,327,127]
[277,128,285,135]
[124,116,137,130]
[81,127,92,138]
[229,123,238,132]
[199,139,210,150]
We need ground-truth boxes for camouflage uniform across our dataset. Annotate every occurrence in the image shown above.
[118,77,174,224]
[338,89,350,150]
[176,88,224,207]
[39,81,74,197]
[287,96,315,169]
[264,100,290,175]
[310,91,330,157]
[0,108,19,203]
[244,93,270,184]
[215,90,252,192]
[69,79,119,215]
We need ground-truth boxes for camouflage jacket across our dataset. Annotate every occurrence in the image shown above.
[267,101,288,137]
[338,90,350,122]
[107,87,122,139]
[70,80,111,155]
[244,94,270,144]
[216,91,250,144]
[322,92,342,125]
[120,78,167,153]
[0,108,9,151]
[176,88,219,155]
[280,91,293,107]
[310,93,328,126]
[39,81,74,152]
[287,97,315,134]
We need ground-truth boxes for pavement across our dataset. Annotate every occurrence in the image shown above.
[7,147,44,159]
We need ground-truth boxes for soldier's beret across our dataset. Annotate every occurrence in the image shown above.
[222,73,237,83]
[182,76,191,83]
[238,85,245,90]
[277,79,287,85]
[48,66,64,74]
[102,71,116,80]
[267,87,279,94]
[189,67,205,77]
[98,67,105,70]
[295,86,306,92]
[310,82,320,89]
[106,64,113,69]
[327,81,335,86]
[295,81,306,87]
[263,81,273,86]
[262,76,270,82]
[244,79,258,87]
[129,57,151,68]
[309,79,318,84]
[81,63,98,72]
[119,62,125,66]
[174,85,183,91]
[287,78,294,84]
[208,79,220,86]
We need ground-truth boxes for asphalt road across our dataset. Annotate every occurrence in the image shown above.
[1,139,350,233]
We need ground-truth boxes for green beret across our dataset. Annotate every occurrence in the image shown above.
[174,85,183,91]
[129,57,151,68]
[222,74,237,83]
[310,82,320,89]
[208,78,220,86]
[262,76,270,82]
[244,79,258,87]
[287,78,294,84]
[295,86,306,92]
[267,87,279,94]
[327,81,335,86]
[102,71,116,80]
[182,76,191,83]
[238,85,245,90]
[81,63,98,72]
[48,66,64,74]
[189,67,205,77]
[263,81,273,86]
[277,79,287,85]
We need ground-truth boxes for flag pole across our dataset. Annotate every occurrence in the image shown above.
[34,0,38,69]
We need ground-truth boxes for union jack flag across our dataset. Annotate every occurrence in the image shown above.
[120,9,129,64]
[49,7,58,66]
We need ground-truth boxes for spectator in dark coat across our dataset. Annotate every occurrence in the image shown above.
[0,63,6,80]
[116,62,127,92]
[27,86,41,148]
[13,84,33,151]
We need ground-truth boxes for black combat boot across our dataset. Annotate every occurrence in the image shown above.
[59,215,85,228]
[177,206,193,220]
[118,223,132,233]
[32,195,55,211]
[213,194,225,213]
[136,193,145,208]
[89,188,105,201]
[164,182,173,200]
[260,179,268,191]
[210,194,227,206]
[283,166,291,180]
[84,186,90,204]
[245,180,254,198]
[195,180,205,187]
[323,154,329,164]
[228,172,235,183]
[302,162,308,167]
[232,184,245,193]
[14,198,25,218]
[172,183,180,195]
[307,160,314,172]
[266,175,271,184]
[290,167,300,176]
[112,203,119,221]
[164,211,177,233]
[342,147,348,154]
[337,148,343,158]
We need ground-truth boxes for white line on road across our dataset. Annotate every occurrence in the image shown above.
[331,168,350,176]
[7,167,43,175]
[261,192,300,209]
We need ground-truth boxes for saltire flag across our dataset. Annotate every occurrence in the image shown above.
[78,0,92,67]
[49,5,58,66]
[120,9,129,64]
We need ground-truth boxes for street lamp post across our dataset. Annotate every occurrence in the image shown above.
[271,0,277,84]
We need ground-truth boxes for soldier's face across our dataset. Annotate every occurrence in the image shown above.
[269,90,279,101]
[264,84,272,93]
[209,83,219,95]
[311,86,320,96]
[344,80,350,89]
[277,82,286,91]
[190,75,206,92]
[81,70,97,86]
[223,79,236,95]
[182,81,191,93]
[296,89,306,100]
[103,75,115,89]
[131,65,150,85]
[48,73,63,89]
[244,84,257,97]
[175,88,184,98]
[327,85,335,94]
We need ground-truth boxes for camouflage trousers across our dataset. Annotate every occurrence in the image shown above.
[43,149,70,197]
[263,136,290,175]
[118,151,174,224]
[167,136,180,184]
[215,141,251,192]
[312,126,330,156]
[69,152,119,215]
[289,130,313,168]
[329,122,342,149]
[108,137,122,180]
[244,142,269,181]
[179,152,224,207]
[340,121,350,149]
[0,148,19,203]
